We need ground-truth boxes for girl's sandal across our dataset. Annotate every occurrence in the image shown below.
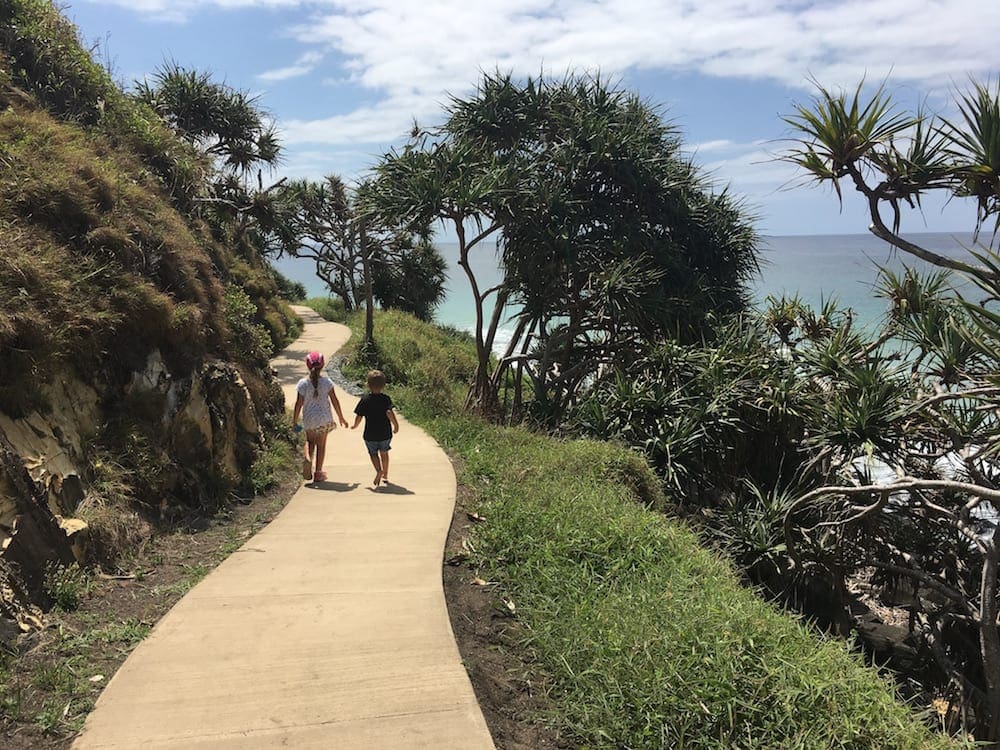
[301,458,313,481]
[313,471,327,482]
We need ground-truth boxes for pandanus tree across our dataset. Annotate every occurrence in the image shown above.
[271,176,361,310]
[782,78,1000,744]
[270,176,440,349]
[133,63,280,176]
[369,71,758,418]
[132,63,284,252]
[368,113,513,413]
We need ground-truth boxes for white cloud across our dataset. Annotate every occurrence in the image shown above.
[691,139,739,154]
[86,0,311,23]
[89,0,1000,137]
[279,147,375,184]
[270,0,1000,145]
[257,50,324,82]
[83,0,1000,233]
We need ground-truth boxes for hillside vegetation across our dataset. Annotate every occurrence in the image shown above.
[341,307,965,749]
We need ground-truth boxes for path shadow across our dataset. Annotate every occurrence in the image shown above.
[309,480,359,492]
[369,481,415,495]
[271,350,310,383]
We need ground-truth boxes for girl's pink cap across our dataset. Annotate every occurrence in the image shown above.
[305,351,325,369]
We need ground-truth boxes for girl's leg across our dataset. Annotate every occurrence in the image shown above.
[302,435,315,480]
[313,431,329,479]
[379,450,390,483]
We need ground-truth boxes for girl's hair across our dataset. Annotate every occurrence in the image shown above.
[306,352,325,396]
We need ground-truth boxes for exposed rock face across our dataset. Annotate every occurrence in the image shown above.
[0,351,264,637]
[0,428,76,641]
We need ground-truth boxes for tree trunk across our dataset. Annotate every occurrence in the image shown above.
[454,222,494,414]
[978,532,1000,746]
[361,225,375,350]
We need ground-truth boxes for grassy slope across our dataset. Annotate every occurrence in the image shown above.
[0,0,300,417]
[341,308,962,750]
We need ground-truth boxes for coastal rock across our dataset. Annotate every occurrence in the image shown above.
[0,430,76,605]
[58,516,90,563]
[166,359,261,481]
[0,354,264,635]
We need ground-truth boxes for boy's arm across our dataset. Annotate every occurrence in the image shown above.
[351,415,363,429]
[388,409,399,434]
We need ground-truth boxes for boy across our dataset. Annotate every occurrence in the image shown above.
[351,370,399,487]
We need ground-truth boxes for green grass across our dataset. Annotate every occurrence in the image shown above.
[4,621,144,736]
[304,296,347,323]
[342,308,477,421]
[344,309,963,749]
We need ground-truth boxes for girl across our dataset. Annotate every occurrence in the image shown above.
[292,351,348,482]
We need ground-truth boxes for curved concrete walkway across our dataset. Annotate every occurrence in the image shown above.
[73,307,495,749]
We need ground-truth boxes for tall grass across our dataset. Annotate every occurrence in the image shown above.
[344,309,963,749]
[343,308,477,421]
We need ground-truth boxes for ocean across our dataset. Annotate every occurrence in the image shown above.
[273,232,986,349]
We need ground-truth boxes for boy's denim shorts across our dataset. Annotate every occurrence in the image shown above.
[365,439,392,456]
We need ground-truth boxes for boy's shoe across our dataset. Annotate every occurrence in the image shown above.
[313,471,327,482]
[301,458,312,480]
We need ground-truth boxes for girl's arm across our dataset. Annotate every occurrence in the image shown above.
[328,388,349,427]
[292,393,304,428]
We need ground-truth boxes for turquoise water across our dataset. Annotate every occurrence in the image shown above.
[435,232,982,348]
[753,232,979,329]
[273,232,984,347]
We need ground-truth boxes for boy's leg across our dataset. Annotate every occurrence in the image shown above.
[368,450,382,486]
[379,450,390,483]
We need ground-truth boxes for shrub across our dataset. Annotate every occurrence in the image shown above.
[223,285,273,365]
[351,305,960,748]
[243,430,295,496]
[42,563,93,611]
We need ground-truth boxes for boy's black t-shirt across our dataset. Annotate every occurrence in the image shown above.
[354,393,394,441]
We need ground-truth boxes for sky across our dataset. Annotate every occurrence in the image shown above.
[63,0,1000,239]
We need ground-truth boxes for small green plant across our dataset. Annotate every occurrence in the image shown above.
[0,649,23,722]
[29,653,92,735]
[31,662,77,693]
[94,619,151,651]
[34,699,66,734]
[43,563,93,612]
[244,429,295,495]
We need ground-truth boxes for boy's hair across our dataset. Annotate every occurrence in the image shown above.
[366,370,387,390]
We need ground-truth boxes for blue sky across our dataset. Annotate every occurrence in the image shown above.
[64,0,999,238]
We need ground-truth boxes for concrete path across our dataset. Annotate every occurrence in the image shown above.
[73,306,495,749]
